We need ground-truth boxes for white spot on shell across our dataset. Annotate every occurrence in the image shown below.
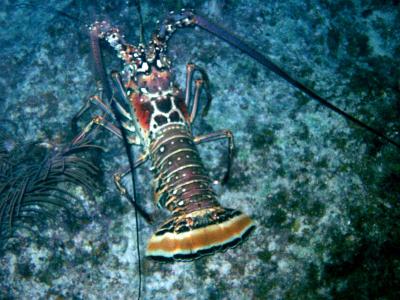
[137,62,149,73]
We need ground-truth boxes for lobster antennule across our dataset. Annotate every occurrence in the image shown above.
[146,208,255,262]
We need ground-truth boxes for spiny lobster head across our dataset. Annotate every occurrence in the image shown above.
[126,8,196,93]
[90,20,172,87]
[129,41,172,87]
[121,41,174,94]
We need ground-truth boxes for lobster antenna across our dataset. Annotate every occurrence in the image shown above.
[192,14,400,150]
[89,10,142,300]
[34,4,144,297]
[133,0,145,44]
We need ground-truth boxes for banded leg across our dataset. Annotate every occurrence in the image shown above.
[111,71,145,144]
[71,114,150,219]
[194,129,234,184]
[71,94,115,134]
[184,63,212,122]
[72,115,125,145]
[113,153,152,223]
[109,71,152,221]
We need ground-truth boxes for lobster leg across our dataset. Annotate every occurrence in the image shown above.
[189,79,204,123]
[113,153,152,223]
[72,115,126,145]
[194,129,234,184]
[71,95,115,134]
[71,114,151,221]
[111,71,145,144]
[184,63,212,121]
[71,79,142,146]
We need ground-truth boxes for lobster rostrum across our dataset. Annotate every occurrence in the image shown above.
[86,10,256,262]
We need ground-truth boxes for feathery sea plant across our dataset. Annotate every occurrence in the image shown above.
[0,121,101,252]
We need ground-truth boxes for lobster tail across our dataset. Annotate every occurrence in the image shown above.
[146,124,254,262]
[146,207,254,261]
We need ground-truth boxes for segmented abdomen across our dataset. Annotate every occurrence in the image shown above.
[150,124,217,217]
[146,123,255,262]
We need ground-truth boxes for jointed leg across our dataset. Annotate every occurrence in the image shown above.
[184,63,196,107]
[113,153,152,223]
[194,130,234,185]
[71,112,148,219]
[113,153,148,194]
[71,95,115,134]
[72,115,123,145]
[189,79,204,123]
[184,63,212,122]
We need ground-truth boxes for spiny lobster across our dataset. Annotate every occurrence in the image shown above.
[72,8,400,263]
[72,10,256,262]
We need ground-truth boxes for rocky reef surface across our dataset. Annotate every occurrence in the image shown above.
[0,0,399,299]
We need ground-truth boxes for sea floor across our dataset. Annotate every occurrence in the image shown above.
[0,0,399,299]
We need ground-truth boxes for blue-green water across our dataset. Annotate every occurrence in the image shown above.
[1,1,399,299]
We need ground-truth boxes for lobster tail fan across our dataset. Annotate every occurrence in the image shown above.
[146,207,255,262]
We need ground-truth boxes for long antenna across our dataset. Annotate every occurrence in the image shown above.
[55,5,145,297]
[88,5,143,299]
[192,14,400,150]
[134,0,145,44]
